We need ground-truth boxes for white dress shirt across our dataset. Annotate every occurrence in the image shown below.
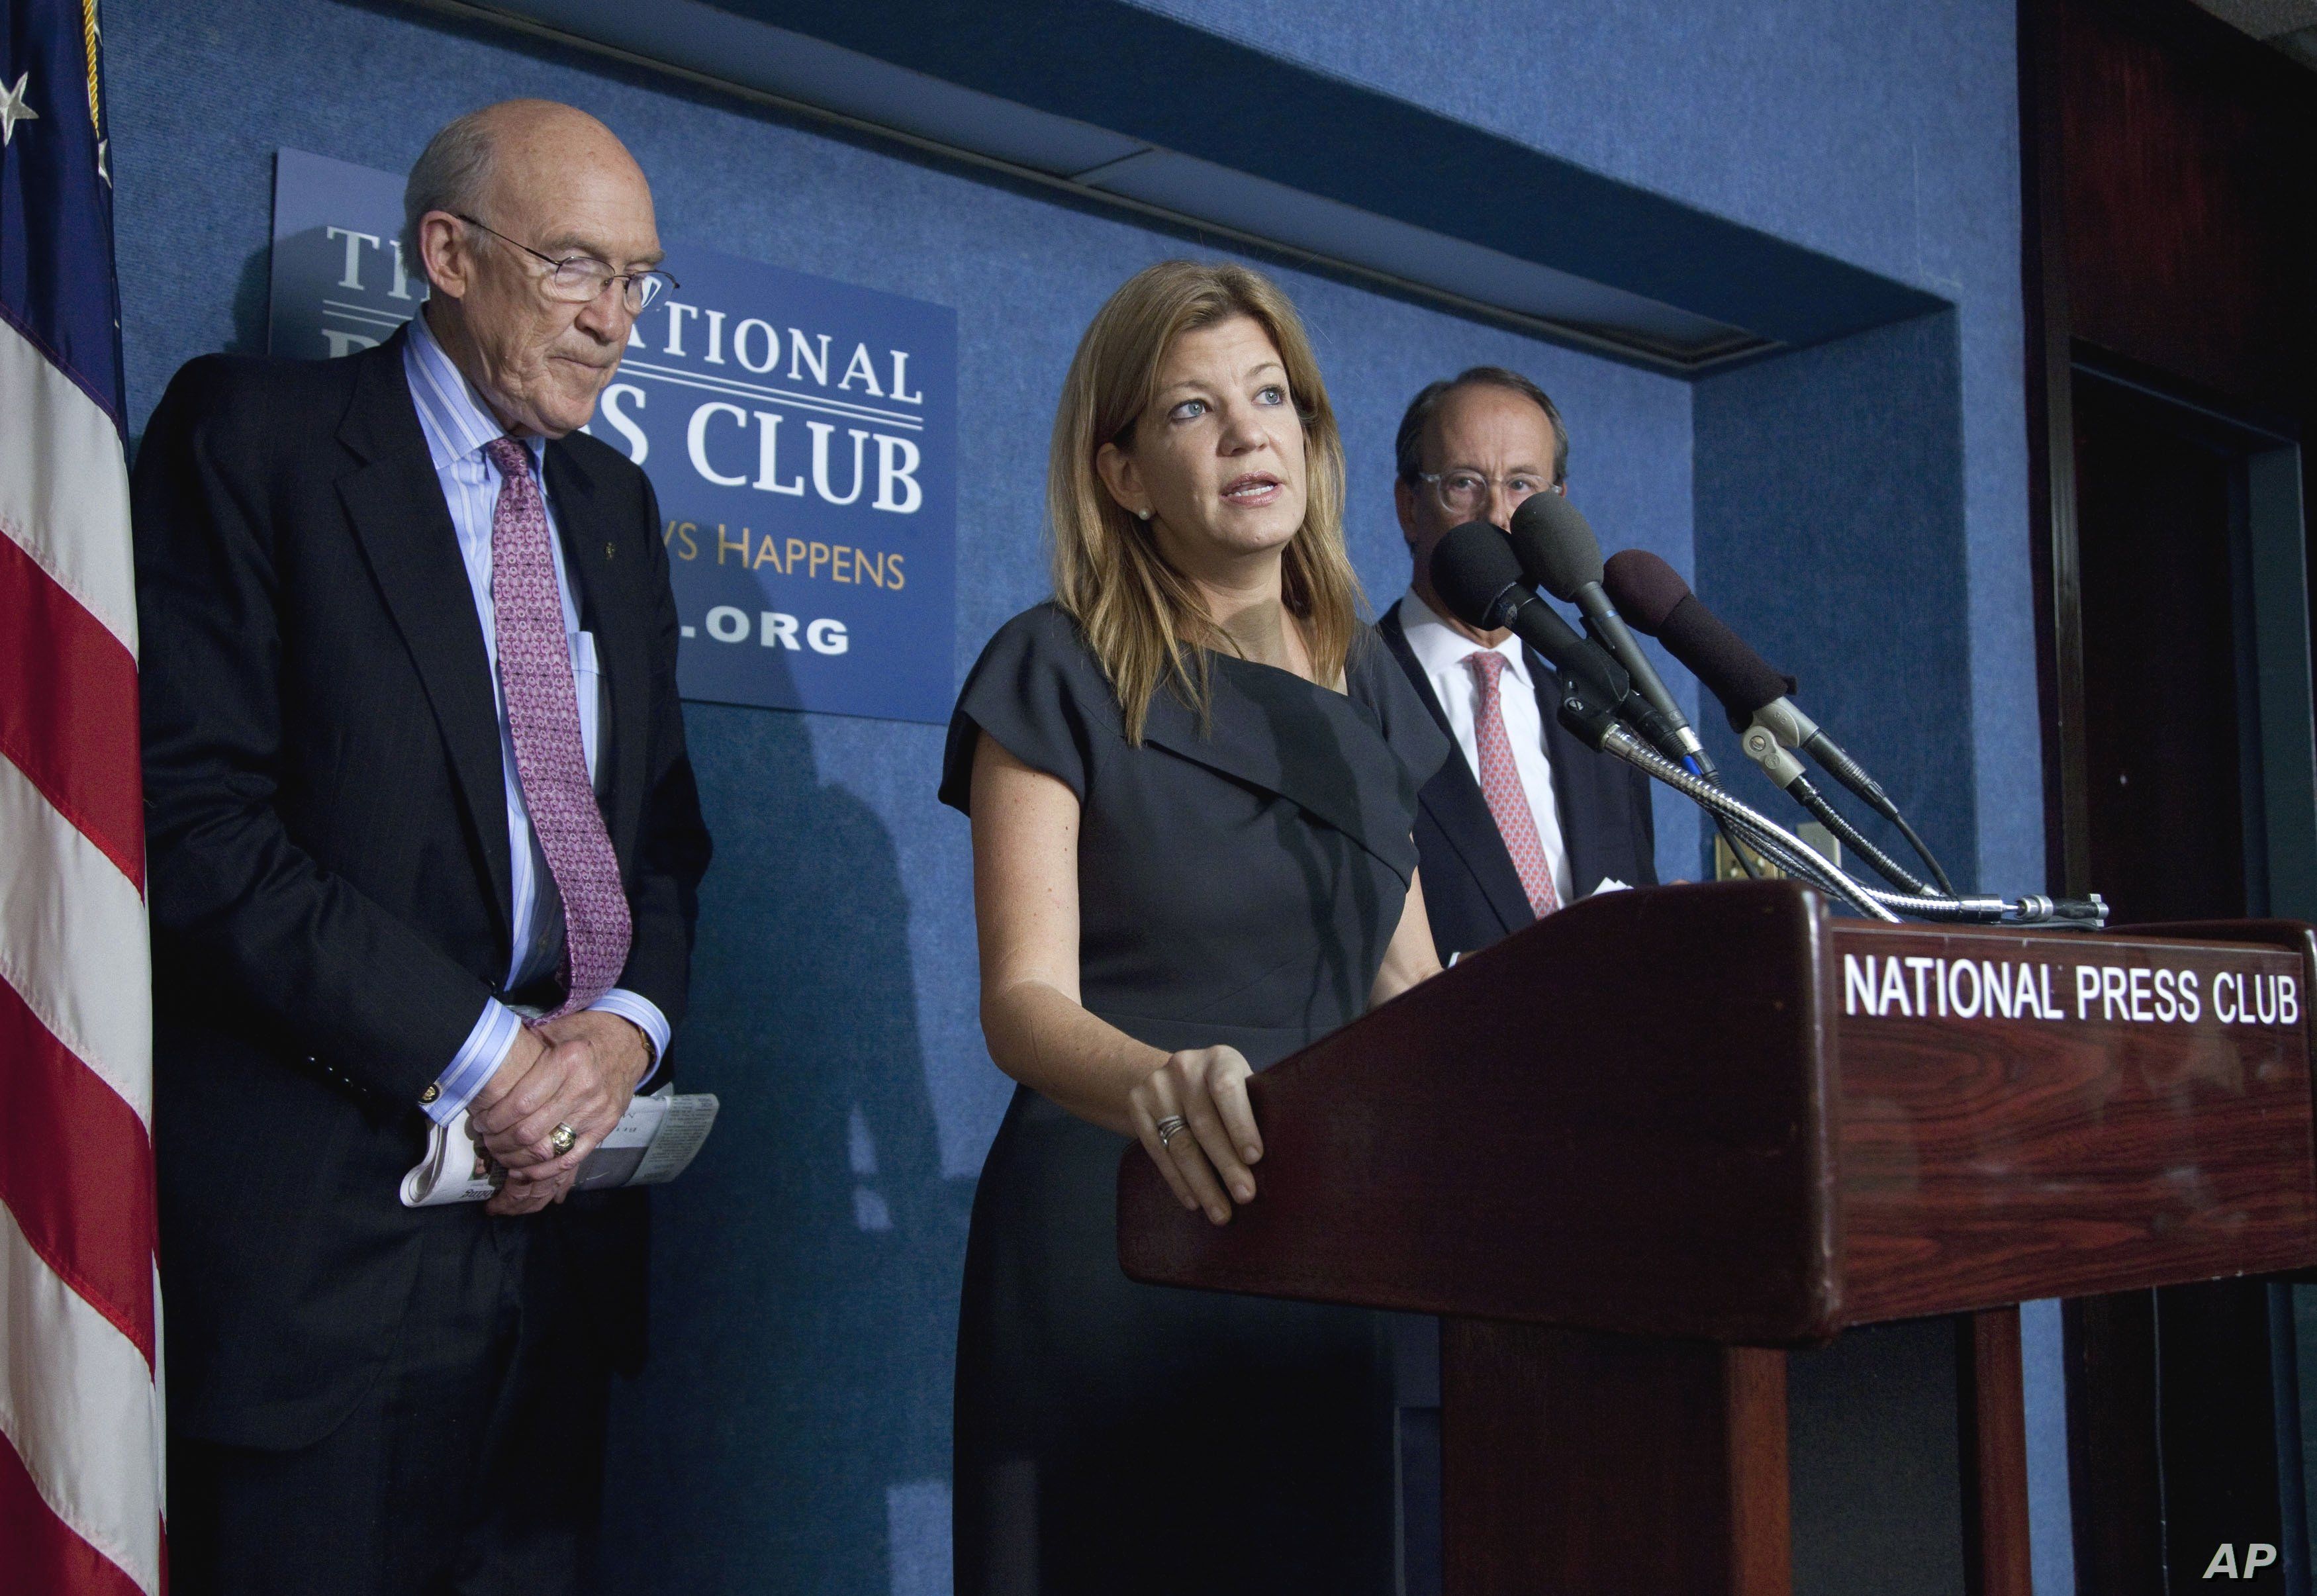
[1395,590,1574,906]
[404,312,669,1123]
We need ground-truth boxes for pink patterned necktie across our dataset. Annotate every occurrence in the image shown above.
[1464,649,1561,919]
[484,437,631,1015]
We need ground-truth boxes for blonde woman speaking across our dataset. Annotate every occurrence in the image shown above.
[939,260,1449,1594]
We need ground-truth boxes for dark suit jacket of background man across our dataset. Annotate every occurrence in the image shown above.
[134,326,712,1451]
[1377,604,1657,961]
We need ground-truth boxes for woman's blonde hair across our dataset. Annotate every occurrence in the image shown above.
[1049,259,1365,743]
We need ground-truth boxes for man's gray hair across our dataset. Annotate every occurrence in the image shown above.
[401,109,500,265]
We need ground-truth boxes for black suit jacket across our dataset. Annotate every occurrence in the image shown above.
[1378,602,1656,961]
[135,328,712,1449]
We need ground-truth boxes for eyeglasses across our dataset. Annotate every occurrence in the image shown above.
[454,212,679,313]
[1415,470,1562,517]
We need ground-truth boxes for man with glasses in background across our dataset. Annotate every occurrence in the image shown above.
[1377,367,1659,964]
[137,99,711,1594]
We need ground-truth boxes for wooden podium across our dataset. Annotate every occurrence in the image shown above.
[1115,880,2317,1595]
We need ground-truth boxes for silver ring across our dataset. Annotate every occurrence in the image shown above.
[1155,1115,1189,1149]
[549,1122,577,1156]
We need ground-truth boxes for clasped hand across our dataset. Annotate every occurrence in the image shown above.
[468,1011,651,1216]
[1129,1045,1263,1227]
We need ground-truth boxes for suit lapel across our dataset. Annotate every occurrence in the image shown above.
[1378,606,1534,935]
[543,442,645,856]
[334,333,514,943]
[1534,653,1610,899]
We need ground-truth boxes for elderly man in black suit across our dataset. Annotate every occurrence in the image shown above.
[1376,367,1659,961]
[136,99,711,1595]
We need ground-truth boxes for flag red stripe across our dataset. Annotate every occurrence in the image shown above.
[0,1431,150,1596]
[0,529,143,890]
[0,977,155,1368]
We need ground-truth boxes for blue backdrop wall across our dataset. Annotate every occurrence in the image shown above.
[104,1,2054,1592]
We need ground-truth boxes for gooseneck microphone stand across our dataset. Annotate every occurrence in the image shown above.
[1556,681,2107,930]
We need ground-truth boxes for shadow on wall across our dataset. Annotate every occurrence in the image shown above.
[600,692,976,1596]
[126,245,275,463]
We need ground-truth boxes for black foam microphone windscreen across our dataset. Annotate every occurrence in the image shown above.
[1600,547,1689,632]
[1601,549,1795,730]
[1427,522,1527,630]
[1509,493,1605,601]
[1431,524,1642,722]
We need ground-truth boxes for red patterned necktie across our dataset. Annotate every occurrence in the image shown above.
[1464,649,1561,919]
[484,437,632,1014]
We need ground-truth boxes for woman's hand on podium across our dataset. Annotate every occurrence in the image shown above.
[1129,1045,1262,1227]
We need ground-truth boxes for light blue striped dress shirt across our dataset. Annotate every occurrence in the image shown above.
[404,311,670,1124]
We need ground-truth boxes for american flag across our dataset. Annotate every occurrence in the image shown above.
[0,3,166,1595]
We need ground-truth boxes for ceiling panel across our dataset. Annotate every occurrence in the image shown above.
[428,0,1945,371]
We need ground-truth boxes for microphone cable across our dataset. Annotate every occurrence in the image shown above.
[1785,775,1928,896]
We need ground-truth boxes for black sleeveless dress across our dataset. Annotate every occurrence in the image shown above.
[939,603,1449,1596]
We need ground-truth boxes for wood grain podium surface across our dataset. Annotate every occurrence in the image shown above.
[1832,921,2317,1325]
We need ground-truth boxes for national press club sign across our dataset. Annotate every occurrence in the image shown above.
[267,147,959,724]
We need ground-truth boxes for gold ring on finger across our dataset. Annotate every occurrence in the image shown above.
[549,1122,577,1156]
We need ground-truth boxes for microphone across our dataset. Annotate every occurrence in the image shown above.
[1602,548,1956,896]
[1599,549,1791,730]
[1509,494,1709,773]
[1430,522,1773,886]
[1427,522,1638,728]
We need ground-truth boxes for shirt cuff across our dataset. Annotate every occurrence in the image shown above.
[426,999,522,1125]
[588,988,669,1078]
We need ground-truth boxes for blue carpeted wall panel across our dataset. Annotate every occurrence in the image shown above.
[1693,313,1975,884]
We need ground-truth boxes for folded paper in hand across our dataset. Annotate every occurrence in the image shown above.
[401,1088,720,1207]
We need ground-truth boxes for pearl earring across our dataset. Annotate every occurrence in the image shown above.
[1137,508,1153,522]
